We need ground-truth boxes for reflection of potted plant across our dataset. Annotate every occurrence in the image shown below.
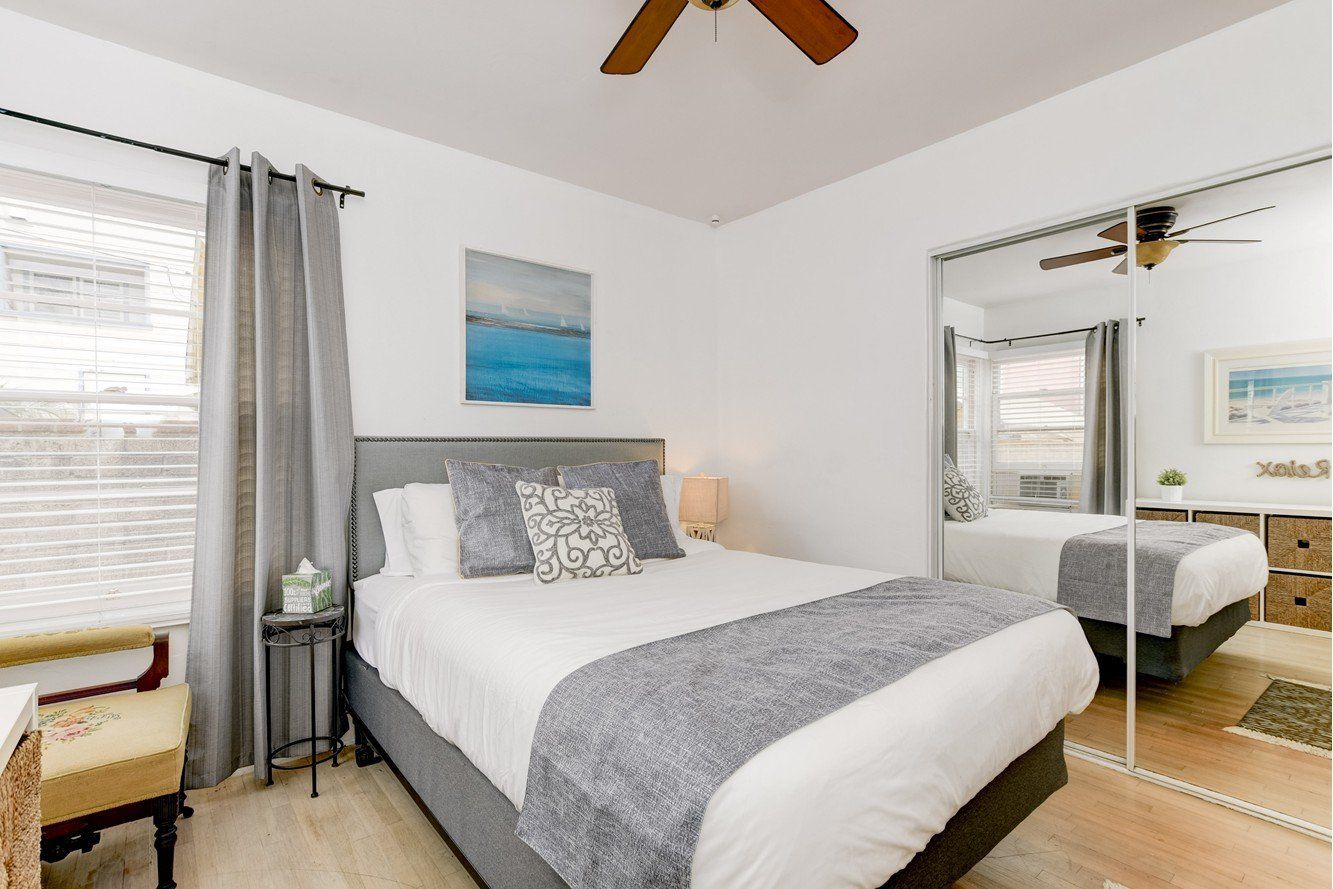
[1157,468,1187,503]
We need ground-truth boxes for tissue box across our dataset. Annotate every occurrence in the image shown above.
[282,567,332,614]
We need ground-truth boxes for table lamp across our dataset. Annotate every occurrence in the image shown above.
[679,475,729,541]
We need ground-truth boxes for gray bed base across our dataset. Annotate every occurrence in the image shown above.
[1078,598,1251,683]
[345,647,1067,889]
[343,436,1070,889]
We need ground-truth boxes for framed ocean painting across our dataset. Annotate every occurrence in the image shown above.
[1204,339,1331,443]
[461,248,593,408]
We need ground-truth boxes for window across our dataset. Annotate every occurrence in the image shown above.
[954,353,985,491]
[4,249,150,325]
[989,347,1085,509]
[0,166,205,629]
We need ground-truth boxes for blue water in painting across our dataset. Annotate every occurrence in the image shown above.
[466,321,591,406]
[1228,364,1331,399]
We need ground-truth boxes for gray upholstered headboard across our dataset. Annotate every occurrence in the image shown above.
[349,436,666,583]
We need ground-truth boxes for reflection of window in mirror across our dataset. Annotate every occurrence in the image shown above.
[940,214,1134,761]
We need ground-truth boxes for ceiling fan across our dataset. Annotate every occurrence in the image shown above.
[1038,205,1273,274]
[601,0,858,75]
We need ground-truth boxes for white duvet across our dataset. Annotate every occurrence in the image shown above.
[356,543,1097,889]
[943,509,1267,627]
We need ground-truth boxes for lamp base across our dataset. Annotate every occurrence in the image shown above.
[682,523,717,542]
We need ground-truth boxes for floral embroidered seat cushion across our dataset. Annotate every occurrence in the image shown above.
[37,682,191,824]
[516,482,644,584]
[943,455,988,522]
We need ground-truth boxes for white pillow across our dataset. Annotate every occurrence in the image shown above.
[402,483,461,577]
[371,488,414,576]
[660,473,691,547]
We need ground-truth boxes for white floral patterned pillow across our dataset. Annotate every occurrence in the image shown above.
[516,482,644,585]
[943,455,988,522]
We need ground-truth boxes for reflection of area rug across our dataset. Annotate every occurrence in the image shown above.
[1223,677,1331,758]
[1104,882,1130,889]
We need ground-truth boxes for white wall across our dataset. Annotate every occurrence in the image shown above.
[714,0,1331,571]
[1137,244,1331,505]
[980,286,1124,345]
[0,9,719,475]
[942,297,985,334]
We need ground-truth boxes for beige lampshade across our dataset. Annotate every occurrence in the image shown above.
[679,475,730,525]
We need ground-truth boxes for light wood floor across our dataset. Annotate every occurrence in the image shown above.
[42,746,1330,889]
[1066,623,1331,827]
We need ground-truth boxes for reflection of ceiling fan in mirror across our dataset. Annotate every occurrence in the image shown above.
[1038,205,1274,274]
[601,0,857,75]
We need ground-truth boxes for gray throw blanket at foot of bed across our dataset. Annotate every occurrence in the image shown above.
[1057,520,1246,638]
[514,576,1061,889]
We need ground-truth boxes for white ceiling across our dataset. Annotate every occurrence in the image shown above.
[0,0,1286,223]
[943,158,1332,309]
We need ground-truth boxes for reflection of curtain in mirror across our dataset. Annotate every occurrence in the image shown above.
[1080,320,1127,514]
[943,326,958,464]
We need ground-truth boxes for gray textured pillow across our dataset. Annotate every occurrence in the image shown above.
[559,460,685,560]
[943,455,988,522]
[516,482,643,584]
[446,460,559,577]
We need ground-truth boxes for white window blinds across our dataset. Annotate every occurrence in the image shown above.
[954,354,983,487]
[989,347,1085,508]
[0,165,206,629]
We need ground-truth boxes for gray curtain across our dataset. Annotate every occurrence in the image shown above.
[1080,320,1127,516]
[943,325,958,464]
[186,149,354,788]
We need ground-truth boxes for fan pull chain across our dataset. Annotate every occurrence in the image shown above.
[714,8,718,42]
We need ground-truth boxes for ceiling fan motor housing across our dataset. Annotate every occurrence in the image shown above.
[1136,206,1179,241]
[687,0,740,9]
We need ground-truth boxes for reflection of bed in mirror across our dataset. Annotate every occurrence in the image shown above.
[944,508,1268,680]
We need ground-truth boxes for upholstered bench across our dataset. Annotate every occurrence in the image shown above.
[0,626,191,889]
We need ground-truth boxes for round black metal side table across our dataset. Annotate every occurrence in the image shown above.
[260,605,346,798]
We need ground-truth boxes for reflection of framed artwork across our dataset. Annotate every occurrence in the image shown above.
[461,248,593,409]
[1203,340,1331,443]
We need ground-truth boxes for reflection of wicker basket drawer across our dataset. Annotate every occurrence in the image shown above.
[1136,508,1187,522]
[1267,516,1331,573]
[1194,511,1261,537]
[1265,573,1331,631]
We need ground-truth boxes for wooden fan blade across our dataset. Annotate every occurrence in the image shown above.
[601,0,688,75]
[747,0,858,65]
[1168,205,1274,238]
[1096,220,1145,243]
[1039,245,1125,271]
[1111,258,1128,275]
[1175,238,1261,244]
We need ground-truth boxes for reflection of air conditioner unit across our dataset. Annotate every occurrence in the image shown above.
[1019,474,1069,500]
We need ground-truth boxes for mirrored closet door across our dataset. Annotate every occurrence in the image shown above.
[1132,158,1332,828]
[938,214,1133,760]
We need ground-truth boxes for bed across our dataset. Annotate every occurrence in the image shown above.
[342,437,1098,889]
[943,508,1268,681]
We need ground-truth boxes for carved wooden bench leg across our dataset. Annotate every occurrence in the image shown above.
[152,792,180,889]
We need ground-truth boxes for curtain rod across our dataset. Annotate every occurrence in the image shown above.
[0,106,366,207]
[956,317,1145,346]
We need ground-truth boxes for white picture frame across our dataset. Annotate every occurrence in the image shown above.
[1203,339,1331,443]
[459,247,595,409]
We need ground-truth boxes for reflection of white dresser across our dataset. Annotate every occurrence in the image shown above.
[1135,499,1332,633]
